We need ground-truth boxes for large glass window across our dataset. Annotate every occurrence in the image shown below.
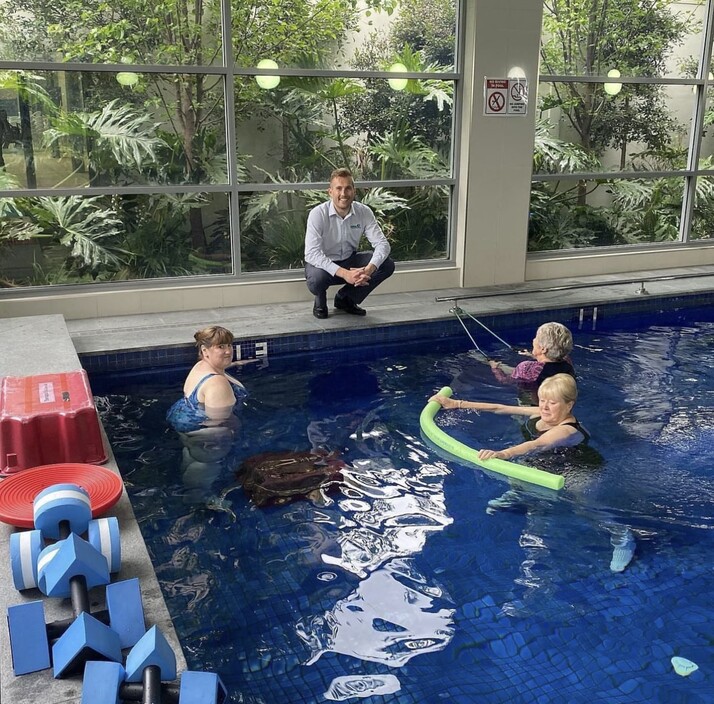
[0,192,232,286]
[239,183,449,272]
[0,71,228,189]
[0,0,459,290]
[533,0,713,253]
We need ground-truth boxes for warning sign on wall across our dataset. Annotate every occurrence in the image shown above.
[484,78,528,116]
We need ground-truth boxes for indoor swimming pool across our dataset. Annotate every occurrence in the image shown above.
[91,302,714,703]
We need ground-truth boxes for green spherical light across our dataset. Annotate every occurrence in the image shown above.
[256,59,280,90]
[388,63,408,91]
[116,72,139,87]
[604,69,622,96]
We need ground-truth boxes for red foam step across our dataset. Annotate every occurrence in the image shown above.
[0,371,107,476]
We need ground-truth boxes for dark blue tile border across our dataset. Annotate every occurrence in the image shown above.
[78,291,714,373]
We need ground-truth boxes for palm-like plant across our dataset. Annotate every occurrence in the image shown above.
[0,70,55,111]
[533,118,601,174]
[291,78,367,169]
[44,100,166,186]
[370,128,448,180]
[115,193,208,279]
[16,195,126,279]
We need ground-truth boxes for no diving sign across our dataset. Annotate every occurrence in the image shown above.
[484,77,528,116]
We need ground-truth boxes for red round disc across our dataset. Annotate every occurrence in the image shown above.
[0,463,123,529]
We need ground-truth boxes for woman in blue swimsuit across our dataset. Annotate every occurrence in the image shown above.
[429,373,588,461]
[167,325,248,433]
[167,326,249,500]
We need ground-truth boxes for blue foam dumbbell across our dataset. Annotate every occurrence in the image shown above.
[7,574,145,676]
[9,483,121,591]
[52,611,123,679]
[82,628,228,703]
[10,528,42,591]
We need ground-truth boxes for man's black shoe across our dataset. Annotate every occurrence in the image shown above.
[313,304,328,319]
[334,296,366,316]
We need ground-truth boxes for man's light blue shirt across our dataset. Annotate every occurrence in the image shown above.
[304,200,391,276]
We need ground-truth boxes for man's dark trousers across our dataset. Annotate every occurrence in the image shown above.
[305,252,395,306]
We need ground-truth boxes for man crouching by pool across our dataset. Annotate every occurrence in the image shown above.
[304,167,395,319]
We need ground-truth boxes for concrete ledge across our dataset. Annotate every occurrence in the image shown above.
[0,315,185,704]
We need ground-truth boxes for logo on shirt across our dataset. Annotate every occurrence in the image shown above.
[349,224,362,229]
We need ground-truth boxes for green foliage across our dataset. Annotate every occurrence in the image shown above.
[389,0,456,66]
[341,39,453,156]
[531,0,711,252]
[0,195,127,280]
[370,129,449,180]
[384,184,448,260]
[231,0,355,69]
[541,0,692,77]
[44,100,166,184]
[604,178,681,243]
[115,193,215,279]
[263,216,309,270]
[0,70,56,111]
[528,186,619,251]
[691,167,714,240]
[533,119,601,174]
[541,0,692,155]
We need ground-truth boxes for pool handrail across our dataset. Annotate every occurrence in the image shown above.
[434,269,714,304]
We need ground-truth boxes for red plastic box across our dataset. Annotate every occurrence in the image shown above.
[0,371,107,476]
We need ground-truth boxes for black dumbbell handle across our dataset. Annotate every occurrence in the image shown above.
[116,670,227,704]
[44,520,106,640]
[45,606,110,641]
[70,573,90,617]
[118,666,181,703]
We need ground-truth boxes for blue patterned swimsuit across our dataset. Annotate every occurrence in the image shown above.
[166,373,248,432]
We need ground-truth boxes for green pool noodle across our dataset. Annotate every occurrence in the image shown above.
[420,386,565,491]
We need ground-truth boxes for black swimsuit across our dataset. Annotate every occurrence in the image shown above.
[522,416,602,472]
[536,359,576,385]
[523,416,590,444]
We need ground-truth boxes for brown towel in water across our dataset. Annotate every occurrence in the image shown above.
[239,448,345,507]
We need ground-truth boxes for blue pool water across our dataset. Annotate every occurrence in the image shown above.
[93,305,714,703]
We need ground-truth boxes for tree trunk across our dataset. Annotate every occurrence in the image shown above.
[18,82,36,188]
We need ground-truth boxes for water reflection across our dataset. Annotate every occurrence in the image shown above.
[297,558,455,667]
[324,673,401,701]
[287,450,456,691]
[325,459,452,573]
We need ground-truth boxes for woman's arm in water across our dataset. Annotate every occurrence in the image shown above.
[429,393,537,416]
[478,424,582,460]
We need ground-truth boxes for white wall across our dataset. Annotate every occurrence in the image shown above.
[460,0,543,287]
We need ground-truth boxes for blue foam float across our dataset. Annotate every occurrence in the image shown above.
[37,532,110,597]
[10,528,42,590]
[125,625,177,683]
[180,670,229,703]
[87,516,122,573]
[81,661,125,704]
[106,577,146,649]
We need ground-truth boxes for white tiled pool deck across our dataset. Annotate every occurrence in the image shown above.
[2,265,714,704]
